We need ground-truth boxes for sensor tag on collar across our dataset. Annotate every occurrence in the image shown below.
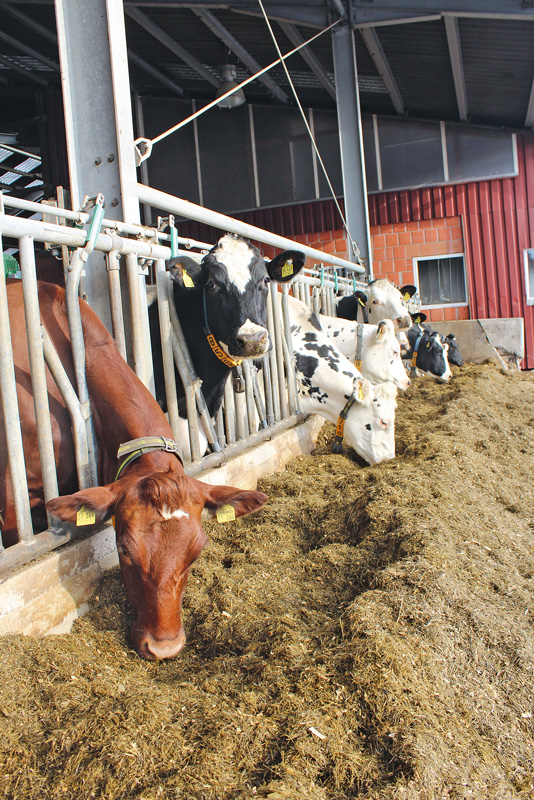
[182,271,195,288]
[76,506,96,526]
[216,504,236,523]
[281,259,293,278]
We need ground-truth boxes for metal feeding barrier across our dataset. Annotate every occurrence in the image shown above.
[0,190,364,577]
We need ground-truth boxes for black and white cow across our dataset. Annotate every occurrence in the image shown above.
[287,296,398,465]
[149,234,305,416]
[336,280,416,331]
[404,324,452,382]
[409,312,465,368]
[290,296,410,391]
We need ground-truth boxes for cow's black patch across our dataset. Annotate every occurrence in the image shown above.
[295,352,319,380]
[308,312,322,332]
[365,423,372,430]
[299,375,328,404]
[303,342,340,373]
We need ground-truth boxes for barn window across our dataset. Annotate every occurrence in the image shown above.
[523,249,534,306]
[415,254,467,307]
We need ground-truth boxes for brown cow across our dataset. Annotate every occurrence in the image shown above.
[1,281,267,660]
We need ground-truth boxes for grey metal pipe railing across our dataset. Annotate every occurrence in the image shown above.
[105,248,128,361]
[137,184,365,273]
[0,230,33,543]
[41,326,92,491]
[19,236,58,520]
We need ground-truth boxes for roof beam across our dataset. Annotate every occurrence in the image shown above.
[444,14,467,121]
[277,20,336,99]
[0,29,60,74]
[0,3,58,44]
[191,7,290,103]
[127,49,186,95]
[350,0,534,25]
[127,3,330,26]
[0,53,50,87]
[359,27,404,114]
[125,6,222,87]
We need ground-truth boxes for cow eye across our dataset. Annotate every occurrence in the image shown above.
[372,299,379,305]
[263,276,270,286]
[206,279,217,291]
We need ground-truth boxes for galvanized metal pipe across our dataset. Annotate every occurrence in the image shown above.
[105,249,127,361]
[0,232,33,543]
[0,213,170,260]
[281,287,299,416]
[270,285,288,419]
[154,265,182,443]
[19,236,59,517]
[41,326,92,490]
[223,376,236,446]
[125,253,148,384]
[137,184,365,273]
[2,195,212,251]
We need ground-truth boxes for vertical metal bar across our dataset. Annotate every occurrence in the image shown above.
[125,253,147,384]
[260,354,275,426]
[281,286,298,416]
[0,229,33,543]
[249,104,261,208]
[192,100,204,208]
[19,236,59,514]
[241,360,257,434]
[41,327,92,490]
[267,284,284,421]
[223,376,236,445]
[154,263,182,441]
[106,249,127,361]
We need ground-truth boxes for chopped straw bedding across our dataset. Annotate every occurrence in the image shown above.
[1,362,533,800]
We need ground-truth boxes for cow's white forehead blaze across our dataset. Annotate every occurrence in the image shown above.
[213,235,255,294]
[159,505,189,521]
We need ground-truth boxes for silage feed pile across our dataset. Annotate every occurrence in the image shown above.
[1,362,534,800]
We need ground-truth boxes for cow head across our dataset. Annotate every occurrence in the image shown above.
[365,319,410,390]
[344,381,397,465]
[365,279,414,331]
[47,471,267,661]
[408,328,452,382]
[443,333,464,367]
[169,234,305,360]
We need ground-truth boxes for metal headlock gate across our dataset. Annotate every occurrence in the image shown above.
[0,188,364,579]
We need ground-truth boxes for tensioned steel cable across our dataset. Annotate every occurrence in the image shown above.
[256,0,361,263]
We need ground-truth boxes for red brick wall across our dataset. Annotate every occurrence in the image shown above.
[283,220,468,324]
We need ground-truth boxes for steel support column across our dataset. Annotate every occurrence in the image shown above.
[332,23,372,275]
[54,0,151,377]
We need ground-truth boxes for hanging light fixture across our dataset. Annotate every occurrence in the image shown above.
[215,64,246,109]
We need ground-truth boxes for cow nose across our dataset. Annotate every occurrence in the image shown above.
[237,329,268,349]
[396,315,411,330]
[137,629,186,661]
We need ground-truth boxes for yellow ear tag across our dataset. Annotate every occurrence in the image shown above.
[281,259,294,278]
[111,515,116,528]
[182,271,195,288]
[358,385,364,401]
[403,292,411,302]
[216,504,236,523]
[76,506,96,526]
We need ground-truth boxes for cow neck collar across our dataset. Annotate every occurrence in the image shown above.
[115,436,183,481]
[202,287,242,369]
[354,323,364,370]
[410,327,424,378]
[331,383,365,454]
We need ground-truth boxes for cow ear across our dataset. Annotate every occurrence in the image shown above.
[410,312,427,324]
[167,256,203,288]
[376,319,394,341]
[266,250,306,282]
[353,377,372,405]
[400,284,417,301]
[354,290,368,305]
[47,485,117,525]
[200,483,268,521]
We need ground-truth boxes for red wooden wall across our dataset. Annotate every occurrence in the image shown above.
[179,133,534,369]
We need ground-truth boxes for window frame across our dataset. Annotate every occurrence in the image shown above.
[413,253,469,309]
[523,249,534,306]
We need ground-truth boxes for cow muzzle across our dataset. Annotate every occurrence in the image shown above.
[135,628,186,661]
[396,314,412,331]
[235,321,270,357]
